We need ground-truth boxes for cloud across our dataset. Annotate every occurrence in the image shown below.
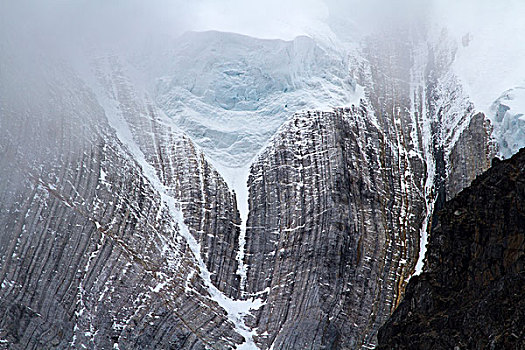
[3,0,525,96]
[433,0,525,110]
[187,0,330,40]
[1,0,193,56]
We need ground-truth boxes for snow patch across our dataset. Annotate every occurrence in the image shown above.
[489,86,525,159]
[410,42,434,277]
[213,162,252,294]
[99,168,107,182]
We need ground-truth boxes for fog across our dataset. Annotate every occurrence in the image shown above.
[2,1,524,50]
[2,1,523,44]
[2,0,525,112]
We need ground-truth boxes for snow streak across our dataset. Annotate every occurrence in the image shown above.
[410,43,434,276]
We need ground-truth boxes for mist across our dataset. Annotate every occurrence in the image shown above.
[2,1,523,52]
[2,0,525,113]
[1,2,525,348]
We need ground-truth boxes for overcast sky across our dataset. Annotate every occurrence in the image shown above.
[2,0,525,111]
[2,0,523,45]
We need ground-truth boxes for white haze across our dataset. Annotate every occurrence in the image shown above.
[2,0,525,114]
[434,0,525,112]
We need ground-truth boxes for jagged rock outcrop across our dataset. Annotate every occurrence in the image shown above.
[446,113,494,199]
[422,29,496,205]
[377,148,525,350]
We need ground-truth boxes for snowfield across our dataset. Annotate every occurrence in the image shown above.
[136,31,363,168]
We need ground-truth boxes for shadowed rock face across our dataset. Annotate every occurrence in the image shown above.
[377,148,525,350]
[446,112,495,200]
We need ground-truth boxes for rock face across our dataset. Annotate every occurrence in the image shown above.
[377,148,525,350]
[243,107,426,349]
[91,57,242,299]
[0,28,498,350]
[239,28,495,349]
[446,112,495,200]
[0,55,244,349]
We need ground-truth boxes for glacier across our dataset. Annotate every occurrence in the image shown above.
[135,31,363,168]
[489,86,525,159]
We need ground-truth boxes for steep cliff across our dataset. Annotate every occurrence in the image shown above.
[243,106,425,349]
[0,55,251,349]
[0,27,498,350]
[377,148,525,350]
[237,28,495,349]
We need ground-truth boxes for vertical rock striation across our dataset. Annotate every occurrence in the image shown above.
[0,56,244,349]
[243,106,426,349]
[91,57,242,298]
[0,26,499,350]
[241,27,496,349]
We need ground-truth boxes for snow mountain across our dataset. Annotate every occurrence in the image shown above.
[136,31,361,168]
[0,19,523,350]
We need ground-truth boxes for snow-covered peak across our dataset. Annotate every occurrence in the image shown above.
[138,31,362,168]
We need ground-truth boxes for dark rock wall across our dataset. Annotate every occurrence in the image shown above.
[377,148,525,350]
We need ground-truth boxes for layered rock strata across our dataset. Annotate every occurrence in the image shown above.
[240,28,495,349]
[0,29,498,350]
[0,57,244,349]
[243,107,426,349]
